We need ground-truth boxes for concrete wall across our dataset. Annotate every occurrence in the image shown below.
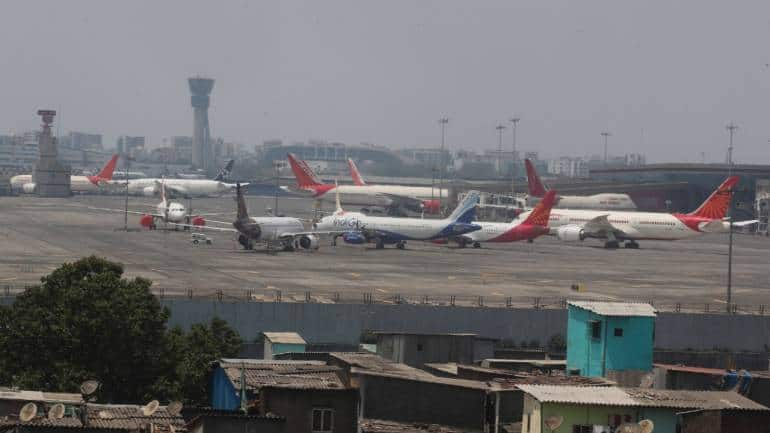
[157,300,770,352]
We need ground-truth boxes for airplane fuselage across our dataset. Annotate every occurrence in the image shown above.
[10,174,101,193]
[109,178,234,197]
[297,184,448,208]
[528,193,636,210]
[316,211,478,242]
[548,209,728,241]
[247,217,305,242]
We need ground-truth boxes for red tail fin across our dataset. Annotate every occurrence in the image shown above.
[525,159,548,197]
[348,158,367,186]
[687,176,739,219]
[97,154,119,180]
[287,153,323,188]
[522,190,557,227]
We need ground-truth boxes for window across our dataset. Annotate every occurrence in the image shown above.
[572,426,592,433]
[590,320,602,339]
[312,408,333,433]
[614,327,623,337]
[416,343,423,351]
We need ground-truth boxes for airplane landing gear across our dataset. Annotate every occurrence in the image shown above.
[375,238,385,249]
[396,241,406,250]
[604,240,620,249]
[624,241,640,249]
[473,242,482,248]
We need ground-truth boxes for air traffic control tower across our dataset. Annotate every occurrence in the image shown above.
[32,110,71,197]
[188,77,215,175]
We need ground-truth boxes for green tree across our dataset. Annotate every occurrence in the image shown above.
[0,256,242,405]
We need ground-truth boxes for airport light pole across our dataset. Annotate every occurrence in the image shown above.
[438,117,449,210]
[273,160,281,216]
[726,123,738,313]
[509,118,520,196]
[496,124,507,178]
[123,155,133,231]
[601,132,611,168]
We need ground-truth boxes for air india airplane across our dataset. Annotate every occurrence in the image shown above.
[548,176,744,248]
[11,154,119,194]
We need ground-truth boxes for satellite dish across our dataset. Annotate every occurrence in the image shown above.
[141,400,160,417]
[80,380,100,396]
[19,403,38,422]
[544,415,564,430]
[169,424,176,433]
[639,419,654,433]
[98,410,114,420]
[618,423,641,433]
[166,401,183,417]
[48,403,66,420]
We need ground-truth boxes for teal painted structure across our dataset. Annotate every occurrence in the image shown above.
[566,303,655,377]
[270,342,306,357]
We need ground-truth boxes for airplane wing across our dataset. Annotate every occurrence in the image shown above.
[84,205,162,218]
[178,224,238,232]
[164,184,189,197]
[380,193,426,212]
[581,214,626,238]
[731,219,759,227]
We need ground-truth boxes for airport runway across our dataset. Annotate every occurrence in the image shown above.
[1,194,769,309]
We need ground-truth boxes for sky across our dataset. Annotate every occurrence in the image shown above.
[2,0,770,163]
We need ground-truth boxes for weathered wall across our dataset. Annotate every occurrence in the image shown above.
[158,299,770,352]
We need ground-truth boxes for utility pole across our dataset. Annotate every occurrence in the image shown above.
[274,161,281,216]
[496,124,506,178]
[725,122,738,313]
[509,118,520,196]
[438,117,449,210]
[123,154,132,231]
[601,132,611,168]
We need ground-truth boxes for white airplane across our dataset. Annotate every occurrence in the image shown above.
[86,181,209,230]
[201,183,324,252]
[314,189,481,249]
[106,159,241,198]
[457,190,558,248]
[525,159,637,210]
[11,154,119,194]
[286,153,445,214]
[548,176,749,248]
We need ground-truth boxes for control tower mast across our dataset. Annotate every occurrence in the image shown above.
[188,77,215,175]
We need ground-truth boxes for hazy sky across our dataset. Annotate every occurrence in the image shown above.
[2,0,770,163]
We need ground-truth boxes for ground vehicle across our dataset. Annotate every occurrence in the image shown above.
[191,233,212,245]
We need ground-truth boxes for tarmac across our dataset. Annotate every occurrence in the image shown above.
[1,194,769,309]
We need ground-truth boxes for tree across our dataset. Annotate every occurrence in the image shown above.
[0,256,242,405]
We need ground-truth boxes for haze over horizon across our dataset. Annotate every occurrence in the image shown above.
[2,0,769,163]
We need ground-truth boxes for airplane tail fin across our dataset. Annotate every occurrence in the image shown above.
[287,153,323,188]
[236,183,249,220]
[348,158,367,186]
[521,190,557,227]
[525,158,548,197]
[214,159,235,181]
[97,154,120,180]
[687,176,739,219]
[447,190,480,223]
[334,181,344,214]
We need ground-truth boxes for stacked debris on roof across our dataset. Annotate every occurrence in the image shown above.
[0,403,186,431]
[360,418,480,433]
[217,359,346,390]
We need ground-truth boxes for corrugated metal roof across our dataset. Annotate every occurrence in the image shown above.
[360,418,480,433]
[0,389,82,404]
[654,363,728,375]
[568,301,657,317]
[518,385,769,410]
[263,332,307,345]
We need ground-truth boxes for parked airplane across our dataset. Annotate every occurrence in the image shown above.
[314,189,481,249]
[524,159,637,210]
[286,153,444,214]
[11,154,119,194]
[458,190,558,248]
[87,181,208,230]
[549,176,742,248]
[202,183,323,251]
[107,159,240,197]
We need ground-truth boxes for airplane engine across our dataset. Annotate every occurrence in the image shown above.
[556,225,585,241]
[421,199,441,214]
[142,186,157,197]
[22,183,36,194]
[297,234,320,250]
[342,231,366,244]
[139,214,156,229]
[191,216,206,226]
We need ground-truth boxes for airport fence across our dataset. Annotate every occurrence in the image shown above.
[3,283,763,316]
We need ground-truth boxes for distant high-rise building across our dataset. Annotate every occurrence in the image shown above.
[32,110,71,197]
[116,136,145,158]
[65,132,103,150]
[188,77,215,175]
[170,136,193,163]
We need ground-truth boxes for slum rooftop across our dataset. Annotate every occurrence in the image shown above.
[217,359,346,390]
[517,385,768,410]
[262,332,307,345]
[568,301,657,317]
[0,388,81,404]
[0,403,186,431]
